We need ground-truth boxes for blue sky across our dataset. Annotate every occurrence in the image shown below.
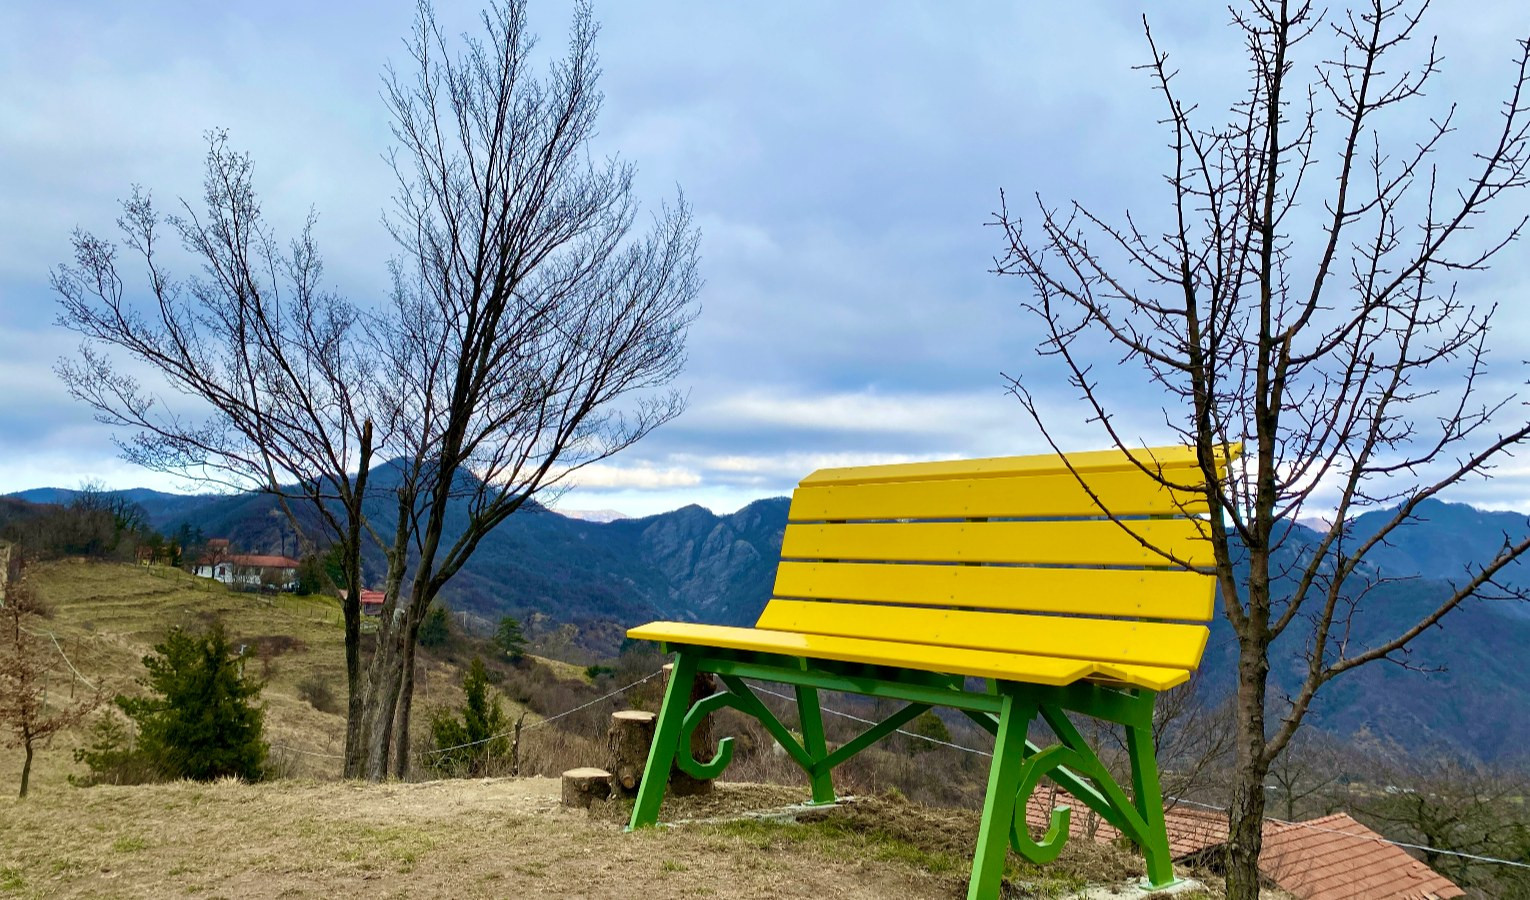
[3,1,1529,516]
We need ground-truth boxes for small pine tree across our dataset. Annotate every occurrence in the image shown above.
[294,555,325,596]
[70,712,157,787]
[908,710,952,755]
[117,623,267,781]
[418,604,450,648]
[428,657,509,777]
[494,615,527,662]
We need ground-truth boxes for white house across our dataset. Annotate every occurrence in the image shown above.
[194,540,301,591]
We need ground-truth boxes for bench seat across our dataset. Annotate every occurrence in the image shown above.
[628,621,1196,691]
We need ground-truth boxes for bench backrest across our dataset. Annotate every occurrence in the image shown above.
[758,444,1240,681]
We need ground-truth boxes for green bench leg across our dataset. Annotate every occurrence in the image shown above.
[968,689,1036,900]
[628,651,699,830]
[795,684,836,805]
[1126,720,1177,888]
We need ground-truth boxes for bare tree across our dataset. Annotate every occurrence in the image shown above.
[0,558,100,797]
[1265,727,1345,821]
[53,0,699,782]
[1357,756,1530,896]
[54,132,378,775]
[994,2,1530,895]
[358,0,699,779]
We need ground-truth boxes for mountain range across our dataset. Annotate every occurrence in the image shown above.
[7,482,1528,763]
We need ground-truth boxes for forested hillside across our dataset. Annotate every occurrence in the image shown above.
[8,484,1529,762]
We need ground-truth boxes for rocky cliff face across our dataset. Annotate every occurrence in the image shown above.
[636,500,786,624]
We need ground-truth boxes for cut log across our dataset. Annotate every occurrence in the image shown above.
[606,710,657,797]
[664,663,719,797]
[561,767,611,809]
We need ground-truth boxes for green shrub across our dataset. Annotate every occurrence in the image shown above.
[297,674,340,714]
[418,604,450,648]
[428,657,509,777]
[907,710,952,754]
[70,713,157,787]
[495,615,527,661]
[114,623,267,782]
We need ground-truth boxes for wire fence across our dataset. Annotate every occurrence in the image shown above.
[423,669,665,758]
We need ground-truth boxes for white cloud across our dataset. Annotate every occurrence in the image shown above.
[560,463,702,491]
[699,387,1014,438]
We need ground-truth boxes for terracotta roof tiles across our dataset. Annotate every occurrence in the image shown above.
[227,554,301,569]
[1260,813,1465,900]
[1020,791,1463,900]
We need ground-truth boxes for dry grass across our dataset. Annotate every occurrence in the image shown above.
[7,560,355,787]
[4,560,559,789]
[0,560,1278,899]
[529,654,594,684]
[0,777,1179,899]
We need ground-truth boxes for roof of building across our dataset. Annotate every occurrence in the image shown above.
[227,554,301,569]
[1022,792,1462,900]
[1260,812,1465,900]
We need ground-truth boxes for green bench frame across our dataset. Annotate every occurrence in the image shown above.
[626,446,1235,899]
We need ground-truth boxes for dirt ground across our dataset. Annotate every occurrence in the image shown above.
[0,777,1175,900]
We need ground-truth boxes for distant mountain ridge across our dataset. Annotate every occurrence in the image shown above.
[8,485,1529,761]
[557,508,630,523]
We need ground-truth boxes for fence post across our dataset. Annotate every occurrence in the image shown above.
[0,540,14,608]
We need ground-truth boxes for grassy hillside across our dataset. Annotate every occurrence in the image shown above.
[5,560,615,792]
[9,559,355,787]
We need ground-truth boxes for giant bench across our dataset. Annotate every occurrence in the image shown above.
[625,444,1237,898]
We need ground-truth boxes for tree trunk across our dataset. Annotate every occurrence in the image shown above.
[606,710,657,797]
[340,428,371,780]
[19,738,32,799]
[341,540,365,779]
[1226,630,1272,900]
[509,713,526,777]
[1227,756,1270,898]
[392,646,418,780]
[561,767,612,809]
[362,616,407,780]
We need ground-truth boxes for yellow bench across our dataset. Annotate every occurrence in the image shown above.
[627,444,1237,898]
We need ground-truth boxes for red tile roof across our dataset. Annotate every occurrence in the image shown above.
[227,554,301,569]
[340,589,387,613]
[1022,793,1462,899]
[1260,813,1465,900]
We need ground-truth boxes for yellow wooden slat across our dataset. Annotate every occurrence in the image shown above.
[779,519,1215,568]
[625,621,1192,690]
[789,469,1209,522]
[799,443,1240,487]
[755,600,1209,671]
[770,561,1216,621]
